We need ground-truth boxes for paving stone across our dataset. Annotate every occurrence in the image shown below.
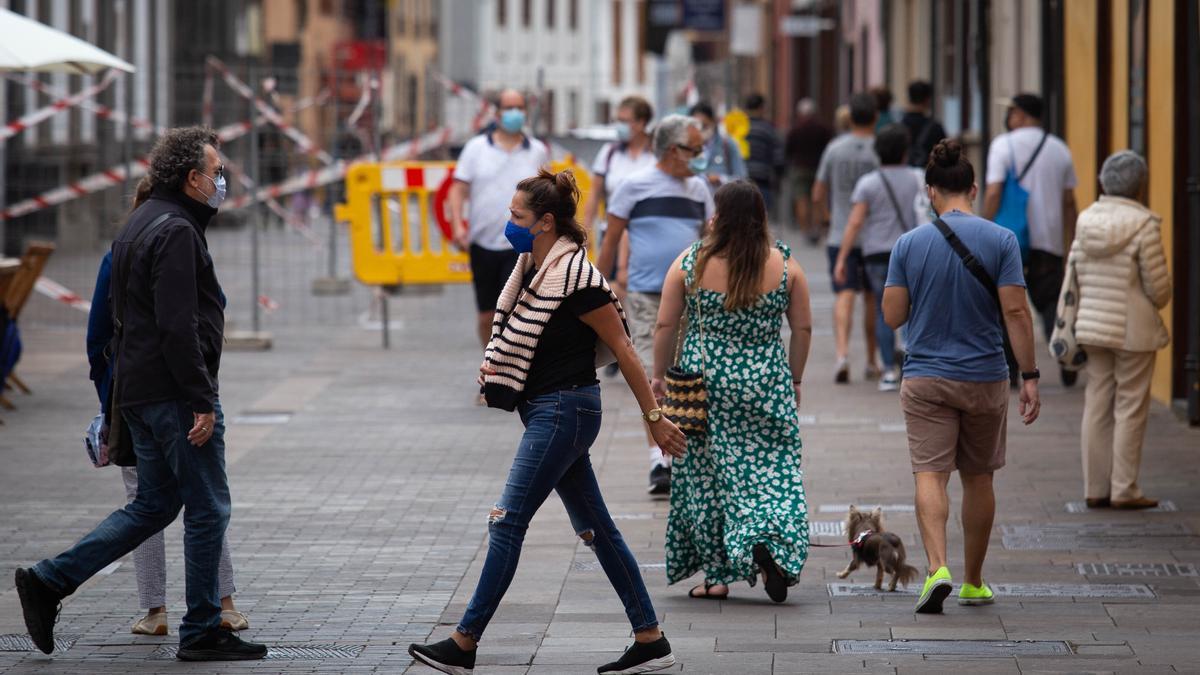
[836,639,1071,655]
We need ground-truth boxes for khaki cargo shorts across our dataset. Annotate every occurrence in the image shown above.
[626,291,662,373]
[900,377,1009,474]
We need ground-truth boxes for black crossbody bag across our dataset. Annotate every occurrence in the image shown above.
[931,216,1013,356]
[104,212,174,466]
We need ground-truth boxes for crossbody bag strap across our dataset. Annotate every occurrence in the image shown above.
[877,170,911,232]
[111,212,174,334]
[932,216,1002,312]
[1018,131,1050,182]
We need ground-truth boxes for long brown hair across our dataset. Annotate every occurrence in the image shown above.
[128,175,153,215]
[515,168,587,245]
[693,180,771,311]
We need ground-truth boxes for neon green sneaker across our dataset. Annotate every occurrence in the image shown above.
[914,566,953,614]
[958,581,995,606]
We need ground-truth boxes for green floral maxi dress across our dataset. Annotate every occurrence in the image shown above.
[665,241,810,587]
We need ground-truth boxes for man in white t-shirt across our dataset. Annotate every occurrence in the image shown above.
[982,93,1079,385]
[582,96,657,250]
[599,114,714,495]
[449,89,550,347]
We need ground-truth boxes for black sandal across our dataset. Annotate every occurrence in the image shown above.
[753,544,788,603]
[688,582,728,600]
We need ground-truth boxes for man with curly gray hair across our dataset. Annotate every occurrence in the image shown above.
[14,126,267,662]
[597,113,714,494]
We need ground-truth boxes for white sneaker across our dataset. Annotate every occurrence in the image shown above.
[878,370,901,392]
[131,611,168,635]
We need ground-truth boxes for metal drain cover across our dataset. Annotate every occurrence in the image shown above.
[0,634,80,652]
[819,503,915,514]
[835,639,1071,655]
[1066,500,1177,513]
[829,583,1153,598]
[154,644,363,660]
[1077,562,1199,577]
[810,520,847,537]
[1002,523,1200,550]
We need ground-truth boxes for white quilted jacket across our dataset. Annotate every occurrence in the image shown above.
[1068,196,1171,352]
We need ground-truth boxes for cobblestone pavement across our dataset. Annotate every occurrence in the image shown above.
[2,232,1199,674]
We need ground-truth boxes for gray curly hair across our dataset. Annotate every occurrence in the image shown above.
[1099,150,1147,199]
[147,126,219,192]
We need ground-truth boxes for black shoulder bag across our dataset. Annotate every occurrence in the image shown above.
[105,212,174,467]
[931,216,1013,355]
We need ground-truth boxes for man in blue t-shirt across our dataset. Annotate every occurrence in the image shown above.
[882,146,1040,615]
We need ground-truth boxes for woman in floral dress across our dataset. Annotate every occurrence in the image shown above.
[651,180,813,602]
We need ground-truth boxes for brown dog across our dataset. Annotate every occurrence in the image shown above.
[835,506,919,591]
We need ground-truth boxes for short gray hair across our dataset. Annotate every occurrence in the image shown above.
[653,114,701,160]
[1099,150,1148,198]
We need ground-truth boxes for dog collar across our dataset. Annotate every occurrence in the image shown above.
[851,530,873,551]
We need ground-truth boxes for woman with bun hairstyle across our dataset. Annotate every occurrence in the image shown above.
[409,169,685,675]
[882,140,1040,614]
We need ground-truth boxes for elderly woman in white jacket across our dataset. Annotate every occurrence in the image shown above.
[1068,150,1171,510]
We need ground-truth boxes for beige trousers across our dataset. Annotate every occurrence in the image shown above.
[1080,346,1156,501]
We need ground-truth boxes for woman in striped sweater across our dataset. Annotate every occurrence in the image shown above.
[409,169,687,675]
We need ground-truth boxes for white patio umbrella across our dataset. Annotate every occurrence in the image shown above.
[0,7,134,74]
[0,7,135,255]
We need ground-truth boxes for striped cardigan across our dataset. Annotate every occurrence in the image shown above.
[483,236,629,411]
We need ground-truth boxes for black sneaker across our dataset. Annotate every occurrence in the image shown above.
[648,465,671,495]
[605,362,620,377]
[597,634,675,674]
[176,627,267,661]
[408,637,476,675]
[14,568,62,654]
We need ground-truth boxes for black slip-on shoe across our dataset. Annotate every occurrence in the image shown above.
[176,627,267,661]
[598,634,675,674]
[14,568,62,654]
[753,544,788,603]
[408,637,476,675]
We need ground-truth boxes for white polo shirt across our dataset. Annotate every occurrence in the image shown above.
[454,132,550,251]
[985,127,1078,256]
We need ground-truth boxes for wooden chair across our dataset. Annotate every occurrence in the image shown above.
[2,241,56,405]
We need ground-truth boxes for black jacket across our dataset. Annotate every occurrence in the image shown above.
[111,186,224,414]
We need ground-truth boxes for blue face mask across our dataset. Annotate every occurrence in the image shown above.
[615,122,632,142]
[200,172,226,209]
[688,155,710,174]
[500,109,525,133]
[504,220,542,253]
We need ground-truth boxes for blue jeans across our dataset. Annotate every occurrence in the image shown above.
[864,258,898,370]
[34,400,230,646]
[457,385,658,640]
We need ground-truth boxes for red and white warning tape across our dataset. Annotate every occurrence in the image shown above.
[34,277,90,313]
[206,56,334,165]
[346,76,379,128]
[1,69,119,145]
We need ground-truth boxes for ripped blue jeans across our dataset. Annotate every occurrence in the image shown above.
[457,385,658,641]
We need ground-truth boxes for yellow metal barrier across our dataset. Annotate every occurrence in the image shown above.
[335,158,592,286]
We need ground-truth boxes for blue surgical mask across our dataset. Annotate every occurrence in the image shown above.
[688,155,710,174]
[500,109,526,133]
[504,220,542,253]
[615,122,632,142]
[199,172,227,209]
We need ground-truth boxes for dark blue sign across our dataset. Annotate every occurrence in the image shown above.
[682,0,726,32]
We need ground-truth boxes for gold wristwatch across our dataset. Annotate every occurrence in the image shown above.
[642,408,663,423]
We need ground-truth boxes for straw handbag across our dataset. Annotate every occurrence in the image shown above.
[661,289,709,437]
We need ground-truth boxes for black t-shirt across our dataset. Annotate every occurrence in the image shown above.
[900,111,947,169]
[520,267,613,400]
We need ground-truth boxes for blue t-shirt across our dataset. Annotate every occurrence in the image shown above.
[885,211,1026,381]
[607,166,714,293]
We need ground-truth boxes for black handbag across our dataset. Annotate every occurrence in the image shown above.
[662,287,709,437]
